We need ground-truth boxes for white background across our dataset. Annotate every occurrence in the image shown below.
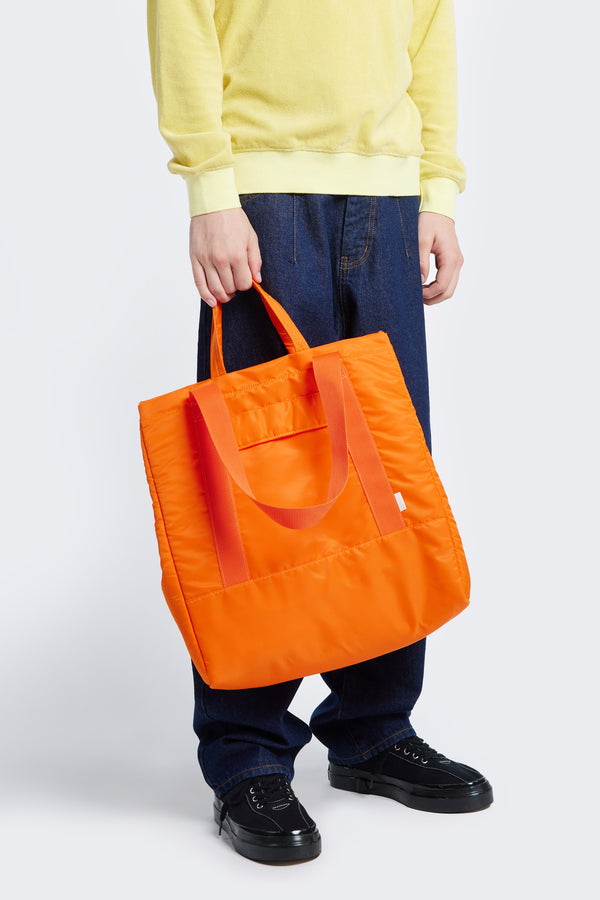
[1,2,598,897]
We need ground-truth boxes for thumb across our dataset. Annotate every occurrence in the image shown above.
[419,235,433,286]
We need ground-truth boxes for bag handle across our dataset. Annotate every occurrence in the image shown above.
[209,279,310,377]
[189,352,349,529]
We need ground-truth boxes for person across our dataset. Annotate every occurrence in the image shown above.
[146,0,493,863]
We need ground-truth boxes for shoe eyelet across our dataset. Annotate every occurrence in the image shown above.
[252,795,258,802]
[422,758,429,764]
[412,753,420,760]
[249,787,254,794]
[403,749,410,755]
[256,804,263,809]
[393,744,400,751]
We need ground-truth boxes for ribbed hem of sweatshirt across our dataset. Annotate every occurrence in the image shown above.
[185,167,242,218]
[419,177,460,221]
[185,152,459,221]
[234,149,422,200]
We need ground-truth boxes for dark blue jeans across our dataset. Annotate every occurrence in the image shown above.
[193,194,430,798]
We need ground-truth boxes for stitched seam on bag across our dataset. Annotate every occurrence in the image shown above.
[186,516,449,605]
[232,390,321,420]
[149,369,307,419]
[219,344,387,397]
[146,392,328,432]
[238,422,328,451]
[139,427,210,677]
[403,406,467,593]
[232,393,327,448]
[141,344,394,421]
[418,434,469,595]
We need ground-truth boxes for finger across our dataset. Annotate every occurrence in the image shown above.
[215,261,237,296]
[422,277,446,303]
[422,254,453,299]
[423,279,457,306]
[419,247,432,285]
[204,263,236,304]
[423,245,463,302]
[190,259,217,307]
[418,223,434,281]
[423,263,461,306]
[230,254,254,293]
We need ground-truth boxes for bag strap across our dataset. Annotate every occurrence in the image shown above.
[189,352,349,530]
[340,369,408,536]
[210,279,310,378]
[188,393,252,584]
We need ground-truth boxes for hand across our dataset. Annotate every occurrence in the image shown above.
[189,208,262,307]
[418,212,464,306]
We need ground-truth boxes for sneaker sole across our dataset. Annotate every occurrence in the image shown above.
[328,764,494,814]
[213,802,321,863]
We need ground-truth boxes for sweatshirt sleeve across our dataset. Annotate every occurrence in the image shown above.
[407,0,467,221]
[147,0,240,216]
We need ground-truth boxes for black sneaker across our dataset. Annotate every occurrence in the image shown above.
[329,735,493,813]
[214,773,321,863]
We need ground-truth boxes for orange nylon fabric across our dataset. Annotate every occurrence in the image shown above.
[139,281,470,689]
[189,353,351,529]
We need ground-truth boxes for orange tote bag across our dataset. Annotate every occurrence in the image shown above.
[138,280,470,689]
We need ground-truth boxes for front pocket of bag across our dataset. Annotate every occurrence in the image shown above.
[232,428,384,578]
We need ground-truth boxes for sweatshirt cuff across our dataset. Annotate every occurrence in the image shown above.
[418,178,460,221]
[184,168,241,217]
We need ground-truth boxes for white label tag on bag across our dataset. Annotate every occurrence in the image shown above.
[394,490,407,512]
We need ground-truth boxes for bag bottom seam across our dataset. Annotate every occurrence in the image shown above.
[186,514,451,606]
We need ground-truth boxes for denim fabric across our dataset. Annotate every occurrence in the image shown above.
[193,194,430,798]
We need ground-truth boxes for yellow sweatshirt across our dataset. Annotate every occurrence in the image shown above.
[147,0,466,220]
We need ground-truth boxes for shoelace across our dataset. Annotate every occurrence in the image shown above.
[365,736,448,790]
[250,774,295,806]
[218,775,295,834]
[395,736,449,764]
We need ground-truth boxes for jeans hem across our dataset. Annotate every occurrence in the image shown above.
[327,725,416,766]
[210,763,294,799]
